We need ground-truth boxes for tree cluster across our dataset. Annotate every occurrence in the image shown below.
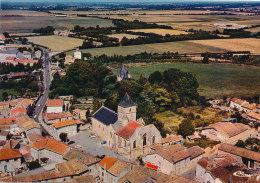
[33,26,55,35]
[0,62,42,75]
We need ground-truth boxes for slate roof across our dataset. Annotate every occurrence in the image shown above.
[118,93,136,108]
[92,106,118,126]
[118,65,129,79]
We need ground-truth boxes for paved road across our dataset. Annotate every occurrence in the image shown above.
[70,130,129,162]
[33,49,52,135]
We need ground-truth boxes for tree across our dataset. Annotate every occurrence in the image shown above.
[3,32,10,38]
[59,133,68,142]
[235,140,245,148]
[2,92,8,101]
[202,56,209,64]
[177,119,195,138]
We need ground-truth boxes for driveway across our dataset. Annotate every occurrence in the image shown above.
[69,130,129,161]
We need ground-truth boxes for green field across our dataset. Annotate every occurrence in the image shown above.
[79,40,228,56]
[113,63,260,98]
[1,10,113,33]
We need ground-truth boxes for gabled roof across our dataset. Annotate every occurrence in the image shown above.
[0,117,16,125]
[56,159,88,177]
[2,139,20,149]
[187,146,205,159]
[30,137,69,155]
[42,112,72,121]
[11,107,27,116]
[203,122,248,138]
[99,156,118,170]
[0,148,22,161]
[231,98,245,105]
[92,106,118,126]
[115,121,143,140]
[148,144,190,163]
[247,111,260,120]
[241,103,256,110]
[118,93,136,108]
[46,99,63,107]
[219,143,260,162]
[27,133,45,144]
[63,149,99,165]
[53,120,78,129]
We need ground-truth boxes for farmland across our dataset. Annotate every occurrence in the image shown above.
[112,62,260,98]
[129,29,189,36]
[107,33,140,41]
[0,10,113,33]
[26,36,83,52]
[78,38,260,56]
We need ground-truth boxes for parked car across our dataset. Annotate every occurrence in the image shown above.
[74,144,82,148]
[38,104,41,107]
[89,133,96,138]
[101,141,107,145]
[68,141,75,145]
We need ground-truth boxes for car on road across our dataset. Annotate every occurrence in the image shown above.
[34,115,37,118]
[101,141,107,145]
[89,133,96,138]
[38,104,41,107]
[74,144,82,148]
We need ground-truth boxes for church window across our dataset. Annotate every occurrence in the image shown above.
[133,141,136,149]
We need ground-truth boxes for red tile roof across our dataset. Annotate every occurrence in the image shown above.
[115,121,143,140]
[0,117,16,125]
[53,120,78,129]
[0,148,22,161]
[11,107,27,116]
[14,59,38,64]
[42,112,72,121]
[27,133,45,144]
[99,156,118,170]
[231,98,245,105]
[30,137,69,155]
[5,57,16,61]
[247,111,260,120]
[46,99,63,107]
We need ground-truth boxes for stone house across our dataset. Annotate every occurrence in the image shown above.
[0,148,22,173]
[5,159,90,182]
[98,156,132,183]
[30,137,70,163]
[118,165,196,183]
[218,143,260,170]
[63,149,100,178]
[52,120,79,138]
[247,111,260,123]
[42,112,73,124]
[17,118,41,135]
[201,122,256,144]
[230,98,248,111]
[46,99,64,113]
[241,103,256,113]
[92,93,162,159]
[143,144,204,175]
[114,121,162,159]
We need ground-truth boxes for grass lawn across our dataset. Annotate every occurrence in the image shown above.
[113,62,260,98]
[26,35,83,52]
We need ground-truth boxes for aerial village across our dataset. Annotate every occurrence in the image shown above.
[0,37,260,183]
[0,2,260,182]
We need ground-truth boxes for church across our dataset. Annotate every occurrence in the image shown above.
[92,93,162,159]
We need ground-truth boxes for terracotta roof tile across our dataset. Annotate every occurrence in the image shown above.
[5,56,16,60]
[56,159,88,177]
[42,112,72,121]
[247,111,260,120]
[107,160,131,176]
[14,59,38,64]
[0,148,22,161]
[187,146,205,159]
[46,99,63,107]
[204,122,248,138]
[11,107,27,116]
[149,144,190,163]
[231,98,245,105]
[99,156,118,170]
[0,117,16,125]
[115,121,143,140]
[63,149,98,165]
[53,120,78,129]
[67,175,95,183]
[30,137,69,155]
[73,109,81,113]
[2,139,20,149]
[27,133,45,144]
[219,143,260,162]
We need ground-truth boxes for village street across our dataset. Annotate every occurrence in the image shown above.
[69,130,129,162]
